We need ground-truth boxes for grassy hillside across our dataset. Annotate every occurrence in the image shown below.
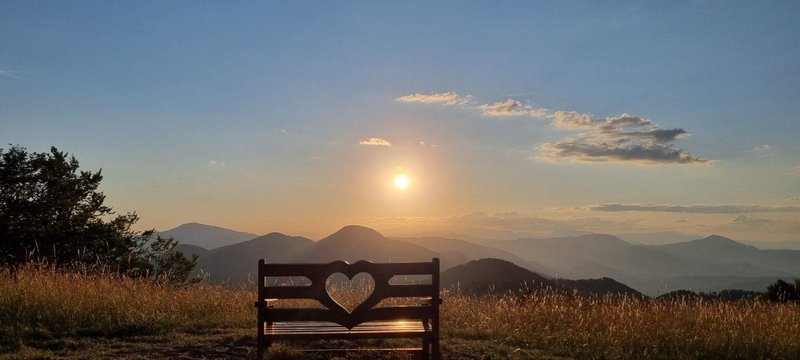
[2,264,799,359]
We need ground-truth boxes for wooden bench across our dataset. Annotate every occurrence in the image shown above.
[255,258,441,359]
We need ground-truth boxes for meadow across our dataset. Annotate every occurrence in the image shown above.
[1,264,799,360]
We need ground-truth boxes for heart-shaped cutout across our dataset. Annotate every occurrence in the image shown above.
[324,272,375,313]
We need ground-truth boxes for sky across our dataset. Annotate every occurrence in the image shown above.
[1,1,799,242]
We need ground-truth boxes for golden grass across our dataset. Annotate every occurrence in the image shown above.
[444,291,800,359]
[2,264,800,359]
[0,263,252,340]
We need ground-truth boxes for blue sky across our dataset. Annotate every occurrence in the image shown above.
[1,1,799,241]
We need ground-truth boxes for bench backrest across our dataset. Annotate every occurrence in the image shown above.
[257,258,440,329]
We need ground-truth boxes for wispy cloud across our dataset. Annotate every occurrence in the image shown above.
[359,137,392,146]
[0,69,22,80]
[209,160,226,166]
[396,92,470,106]
[730,215,773,227]
[552,111,594,129]
[479,99,550,118]
[591,203,800,214]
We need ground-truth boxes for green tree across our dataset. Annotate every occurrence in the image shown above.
[0,145,196,282]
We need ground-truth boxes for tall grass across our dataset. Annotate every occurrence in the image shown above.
[444,290,800,359]
[0,263,251,344]
[2,264,800,359]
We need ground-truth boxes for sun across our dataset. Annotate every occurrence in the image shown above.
[393,174,409,190]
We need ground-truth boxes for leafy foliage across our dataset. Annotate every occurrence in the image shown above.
[764,279,799,303]
[0,145,196,282]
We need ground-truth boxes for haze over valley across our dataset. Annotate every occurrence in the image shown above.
[165,222,800,296]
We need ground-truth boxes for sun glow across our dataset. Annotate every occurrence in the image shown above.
[393,174,410,190]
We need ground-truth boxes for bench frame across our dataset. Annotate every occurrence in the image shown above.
[255,258,440,359]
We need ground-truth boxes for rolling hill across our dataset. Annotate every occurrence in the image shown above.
[157,222,258,250]
[179,225,461,283]
[442,258,643,297]
[191,232,314,282]
[392,236,553,276]
[488,234,800,295]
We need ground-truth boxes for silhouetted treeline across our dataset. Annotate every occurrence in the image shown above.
[0,145,196,283]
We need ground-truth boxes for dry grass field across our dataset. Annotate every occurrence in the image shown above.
[1,264,799,359]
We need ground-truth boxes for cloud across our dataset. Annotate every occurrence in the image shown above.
[209,160,226,166]
[591,203,800,214]
[396,92,469,106]
[479,99,527,116]
[538,113,709,165]
[0,69,22,80]
[479,99,551,118]
[396,90,709,165]
[753,144,771,152]
[552,111,596,129]
[538,139,710,164]
[359,137,392,146]
[731,215,773,227]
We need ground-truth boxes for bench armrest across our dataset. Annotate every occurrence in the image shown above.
[417,297,442,305]
[254,298,278,308]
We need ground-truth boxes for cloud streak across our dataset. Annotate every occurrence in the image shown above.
[359,137,392,146]
[396,92,469,106]
[592,203,800,214]
[479,99,550,118]
[730,215,773,227]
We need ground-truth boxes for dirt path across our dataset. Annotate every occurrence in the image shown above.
[3,332,568,360]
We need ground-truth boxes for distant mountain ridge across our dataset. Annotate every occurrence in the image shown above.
[157,222,257,250]
[442,258,643,298]
[180,225,463,283]
[392,236,553,276]
[491,234,800,295]
[166,222,799,296]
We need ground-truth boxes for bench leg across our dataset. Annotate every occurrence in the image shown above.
[422,338,430,360]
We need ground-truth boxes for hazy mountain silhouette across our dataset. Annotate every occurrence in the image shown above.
[741,239,800,250]
[180,225,460,282]
[617,231,702,246]
[489,233,800,295]
[660,235,800,274]
[297,225,460,268]
[158,222,258,250]
[491,234,633,271]
[392,236,553,276]
[169,223,798,295]
[441,258,642,297]
[188,232,314,282]
[174,243,210,258]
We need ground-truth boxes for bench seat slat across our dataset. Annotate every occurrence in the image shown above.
[267,306,432,324]
[264,321,431,340]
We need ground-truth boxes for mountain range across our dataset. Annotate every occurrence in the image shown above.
[157,222,257,249]
[165,222,800,296]
[441,258,643,297]
[491,234,800,294]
